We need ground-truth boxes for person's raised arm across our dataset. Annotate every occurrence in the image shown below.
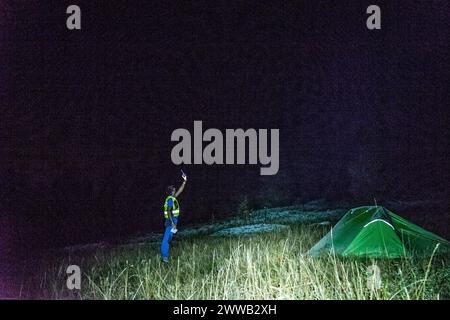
[175,173,187,198]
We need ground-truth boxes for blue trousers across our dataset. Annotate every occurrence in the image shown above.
[161,217,178,259]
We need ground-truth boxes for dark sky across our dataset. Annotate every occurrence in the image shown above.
[1,1,450,267]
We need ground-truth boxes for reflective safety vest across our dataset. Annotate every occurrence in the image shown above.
[163,196,180,218]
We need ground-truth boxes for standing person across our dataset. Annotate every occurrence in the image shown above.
[160,171,187,262]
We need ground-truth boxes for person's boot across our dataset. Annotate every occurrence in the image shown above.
[161,257,169,263]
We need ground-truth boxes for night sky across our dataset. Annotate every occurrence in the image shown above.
[1,1,450,273]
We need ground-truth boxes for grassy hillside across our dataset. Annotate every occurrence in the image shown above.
[44,223,450,300]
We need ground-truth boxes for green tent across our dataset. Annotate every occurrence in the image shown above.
[308,206,450,258]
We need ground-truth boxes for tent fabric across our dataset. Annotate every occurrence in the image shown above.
[342,220,406,258]
[308,206,450,258]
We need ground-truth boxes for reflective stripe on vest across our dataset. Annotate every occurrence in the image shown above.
[163,196,180,218]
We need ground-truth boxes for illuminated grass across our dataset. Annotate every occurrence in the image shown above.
[45,225,450,300]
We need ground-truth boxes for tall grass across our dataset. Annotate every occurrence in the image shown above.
[45,225,450,300]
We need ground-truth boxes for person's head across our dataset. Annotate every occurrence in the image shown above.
[167,185,176,196]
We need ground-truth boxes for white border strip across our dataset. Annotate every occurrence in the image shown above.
[363,219,395,230]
